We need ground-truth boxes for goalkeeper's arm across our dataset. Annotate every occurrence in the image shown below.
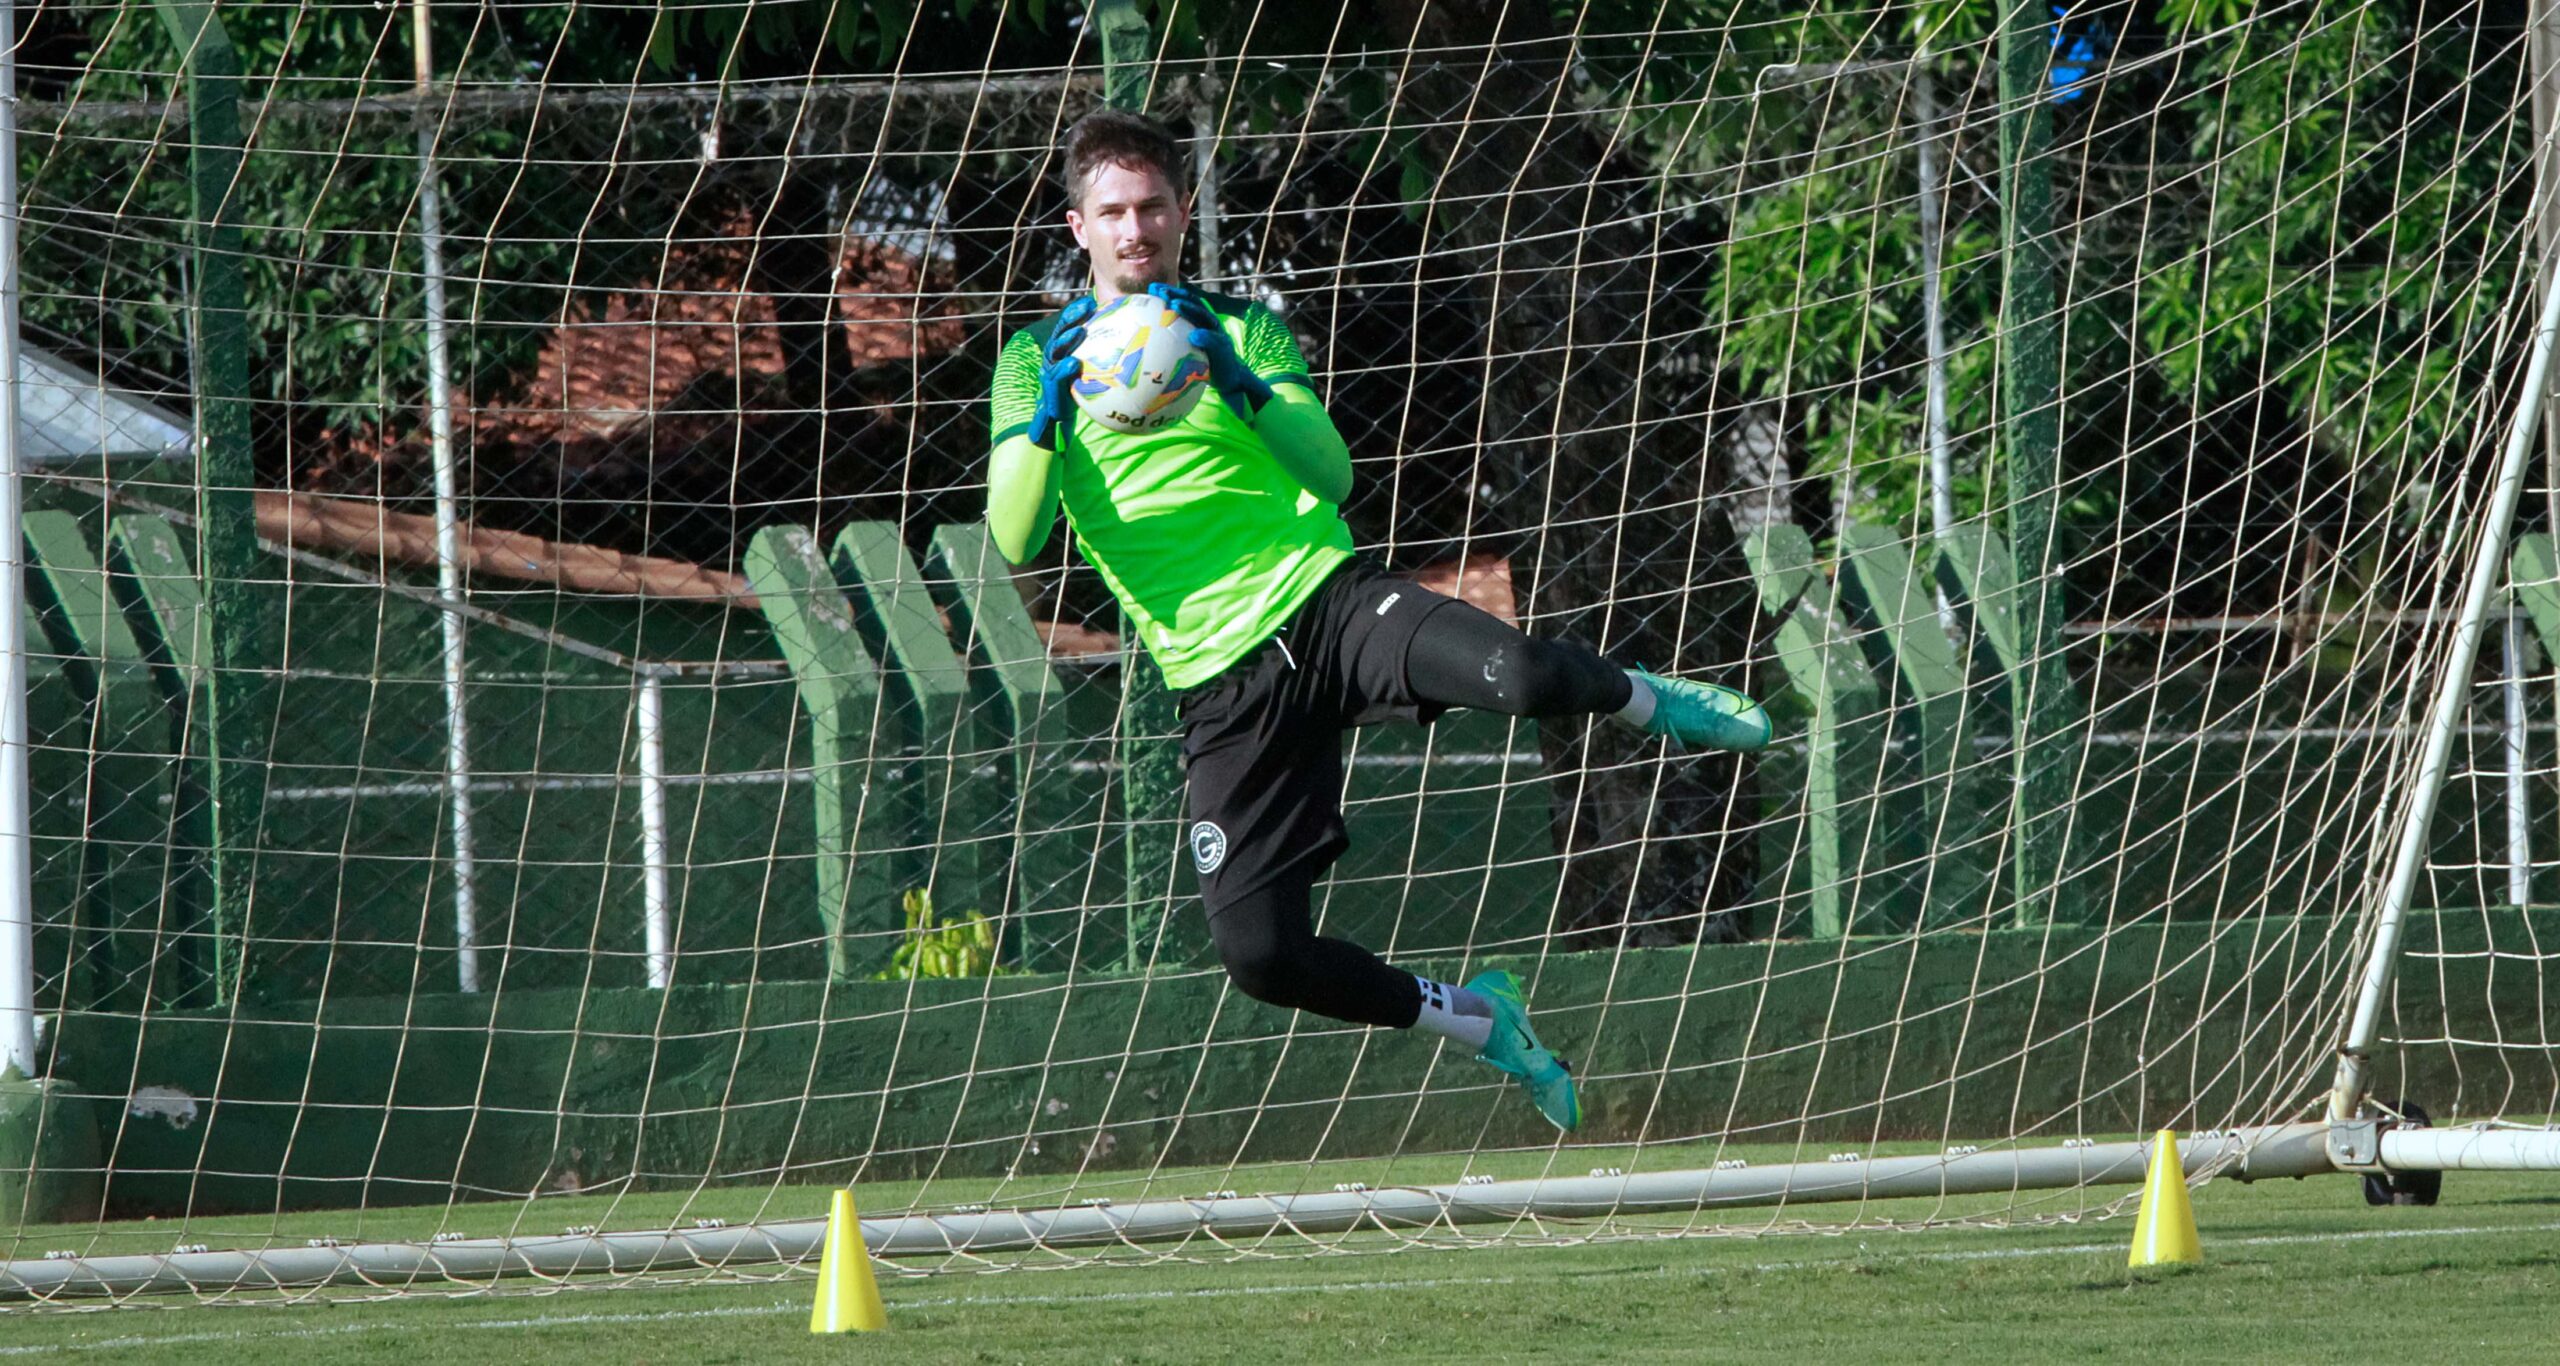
[1158,286,1354,506]
[988,433,1061,566]
[1252,382,1353,506]
[987,306,1093,565]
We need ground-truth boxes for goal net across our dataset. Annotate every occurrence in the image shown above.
[1,0,2554,1302]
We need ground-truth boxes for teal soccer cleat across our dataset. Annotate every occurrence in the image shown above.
[1467,969,1581,1133]
[1629,670,1773,753]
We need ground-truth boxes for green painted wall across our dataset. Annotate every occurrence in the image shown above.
[0,1079,102,1226]
[38,908,2559,1220]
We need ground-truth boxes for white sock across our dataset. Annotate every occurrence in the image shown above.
[1613,671,1657,730]
[1411,976,1495,1051]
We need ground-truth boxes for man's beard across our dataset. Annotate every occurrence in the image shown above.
[1110,248,1175,294]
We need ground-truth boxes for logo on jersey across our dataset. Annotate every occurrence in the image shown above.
[1190,821,1229,876]
[1375,592,1402,616]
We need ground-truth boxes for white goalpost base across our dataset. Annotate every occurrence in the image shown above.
[11,1120,2550,1301]
[2336,1122,2560,1174]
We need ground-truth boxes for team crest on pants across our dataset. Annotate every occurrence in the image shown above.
[1190,821,1228,875]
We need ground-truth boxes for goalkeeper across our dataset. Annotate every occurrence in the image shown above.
[986,109,1771,1133]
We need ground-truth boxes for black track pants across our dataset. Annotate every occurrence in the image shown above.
[1401,592,1632,719]
[1176,560,1635,1029]
[1203,869,1423,1028]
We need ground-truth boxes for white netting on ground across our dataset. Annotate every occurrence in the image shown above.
[0,0,2554,1303]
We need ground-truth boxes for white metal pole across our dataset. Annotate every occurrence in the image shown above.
[1914,66,1956,552]
[2378,1124,2560,1171]
[2329,262,2560,1120]
[0,0,35,1079]
[1755,57,1958,572]
[637,673,671,990]
[0,1125,2339,1298]
[413,3,479,993]
[2534,0,2560,879]
[2505,601,2534,908]
[1190,73,1220,285]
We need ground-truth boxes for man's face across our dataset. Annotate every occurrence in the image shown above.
[1066,160,1189,299]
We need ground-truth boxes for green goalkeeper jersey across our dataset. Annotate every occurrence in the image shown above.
[989,292,1354,689]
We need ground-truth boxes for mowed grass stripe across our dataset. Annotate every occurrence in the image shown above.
[5,1207,2560,1360]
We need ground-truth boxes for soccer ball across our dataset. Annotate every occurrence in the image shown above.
[1070,295,1213,435]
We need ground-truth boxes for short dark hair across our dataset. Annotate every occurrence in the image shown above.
[1061,108,1188,205]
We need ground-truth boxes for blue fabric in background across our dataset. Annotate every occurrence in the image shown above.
[2051,5,2115,103]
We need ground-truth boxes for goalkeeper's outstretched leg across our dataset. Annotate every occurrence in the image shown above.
[1179,559,1768,1132]
[1392,582,1774,752]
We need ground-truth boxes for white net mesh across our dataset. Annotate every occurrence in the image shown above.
[0,0,2552,1304]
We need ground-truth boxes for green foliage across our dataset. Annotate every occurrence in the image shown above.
[1703,0,2528,539]
[39,0,2526,573]
[25,0,1066,456]
[28,4,611,441]
[1711,122,2003,533]
[640,0,927,72]
[872,889,1014,981]
[2136,1,2520,515]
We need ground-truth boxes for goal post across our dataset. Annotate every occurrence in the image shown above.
[2,1126,2347,1299]
[0,0,32,1088]
[2326,234,2560,1130]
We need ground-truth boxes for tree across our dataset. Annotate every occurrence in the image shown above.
[20,0,1078,505]
[1704,0,2531,624]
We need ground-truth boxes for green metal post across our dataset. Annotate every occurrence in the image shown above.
[923,524,1076,970]
[745,526,888,982]
[1091,0,1155,112]
[1770,607,1886,939]
[155,2,271,999]
[103,513,214,1003]
[1997,0,2077,927]
[1839,524,1993,930]
[20,513,163,1008]
[1745,526,1888,938]
[1118,653,1183,972]
[830,523,981,918]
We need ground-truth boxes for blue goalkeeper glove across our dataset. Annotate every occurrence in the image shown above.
[1150,282,1273,418]
[1027,296,1096,451]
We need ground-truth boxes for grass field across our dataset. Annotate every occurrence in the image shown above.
[7,1145,2560,1362]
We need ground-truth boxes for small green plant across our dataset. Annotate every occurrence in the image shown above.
[873,889,1014,980]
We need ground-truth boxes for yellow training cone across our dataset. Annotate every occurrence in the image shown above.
[2128,1128,2203,1267]
[810,1188,888,1333]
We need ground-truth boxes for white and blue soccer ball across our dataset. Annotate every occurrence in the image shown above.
[1070,295,1213,435]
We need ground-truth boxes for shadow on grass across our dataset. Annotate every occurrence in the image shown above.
[2371,1250,2560,1276]
[2078,1262,2208,1292]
